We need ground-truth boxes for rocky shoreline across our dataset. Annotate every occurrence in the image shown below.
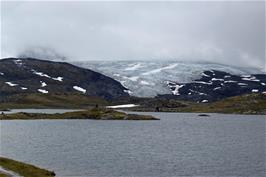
[0,108,159,120]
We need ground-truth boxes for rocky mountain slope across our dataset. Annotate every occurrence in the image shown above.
[0,58,129,100]
[162,70,266,102]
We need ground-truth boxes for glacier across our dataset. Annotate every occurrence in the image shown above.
[71,60,263,97]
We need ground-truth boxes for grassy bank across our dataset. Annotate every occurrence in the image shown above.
[1,93,265,115]
[0,173,9,177]
[127,93,266,115]
[0,93,108,109]
[0,108,158,120]
[0,157,55,177]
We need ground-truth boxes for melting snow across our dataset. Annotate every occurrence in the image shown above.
[73,86,86,94]
[106,104,139,108]
[201,73,210,77]
[224,80,237,83]
[32,70,51,78]
[252,89,259,93]
[124,89,133,95]
[201,100,209,103]
[40,81,47,87]
[13,59,23,66]
[38,89,48,94]
[5,82,18,87]
[53,77,63,82]
[199,92,207,95]
[213,87,221,90]
[241,76,260,82]
[261,83,266,86]
[241,75,251,78]
[193,81,213,85]
[211,78,224,81]
[224,75,231,78]
[238,83,248,86]
[21,87,28,90]
[172,84,184,95]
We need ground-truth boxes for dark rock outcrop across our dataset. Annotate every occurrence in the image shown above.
[161,70,266,102]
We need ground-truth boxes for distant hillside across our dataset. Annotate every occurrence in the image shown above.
[0,58,129,100]
[126,93,266,115]
[160,70,266,102]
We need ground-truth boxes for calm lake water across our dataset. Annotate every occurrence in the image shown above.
[0,112,265,177]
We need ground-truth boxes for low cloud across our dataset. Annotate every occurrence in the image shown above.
[1,1,265,70]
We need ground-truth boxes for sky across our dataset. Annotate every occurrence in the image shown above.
[1,1,265,70]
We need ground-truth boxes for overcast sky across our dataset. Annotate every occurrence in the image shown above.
[1,1,265,70]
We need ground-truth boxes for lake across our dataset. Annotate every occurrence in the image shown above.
[0,112,265,177]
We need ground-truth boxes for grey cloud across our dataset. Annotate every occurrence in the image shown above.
[1,1,265,71]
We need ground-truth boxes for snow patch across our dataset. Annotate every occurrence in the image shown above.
[0,72,4,75]
[73,86,86,94]
[201,100,208,103]
[199,92,207,95]
[241,76,260,82]
[124,89,133,95]
[38,89,48,94]
[213,87,221,90]
[40,81,47,87]
[53,77,63,82]
[32,70,51,78]
[193,81,213,85]
[5,82,18,87]
[13,59,23,66]
[172,84,184,95]
[238,83,248,86]
[224,80,237,83]
[21,87,28,90]
[211,78,224,81]
[201,73,210,77]
[252,89,259,93]
[106,104,139,109]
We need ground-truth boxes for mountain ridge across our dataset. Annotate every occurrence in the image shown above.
[0,58,129,100]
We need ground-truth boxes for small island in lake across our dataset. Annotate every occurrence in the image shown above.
[0,108,159,120]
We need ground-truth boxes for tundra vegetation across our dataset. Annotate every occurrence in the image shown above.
[0,157,55,177]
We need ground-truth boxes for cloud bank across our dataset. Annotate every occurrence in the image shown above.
[1,1,265,70]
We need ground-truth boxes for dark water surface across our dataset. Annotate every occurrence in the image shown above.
[1,112,265,177]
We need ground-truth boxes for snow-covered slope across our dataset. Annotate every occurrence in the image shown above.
[72,60,263,97]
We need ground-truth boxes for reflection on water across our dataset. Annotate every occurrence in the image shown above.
[1,112,265,177]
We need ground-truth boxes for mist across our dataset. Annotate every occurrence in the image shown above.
[1,1,265,71]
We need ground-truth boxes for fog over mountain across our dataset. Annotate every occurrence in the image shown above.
[1,1,265,71]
